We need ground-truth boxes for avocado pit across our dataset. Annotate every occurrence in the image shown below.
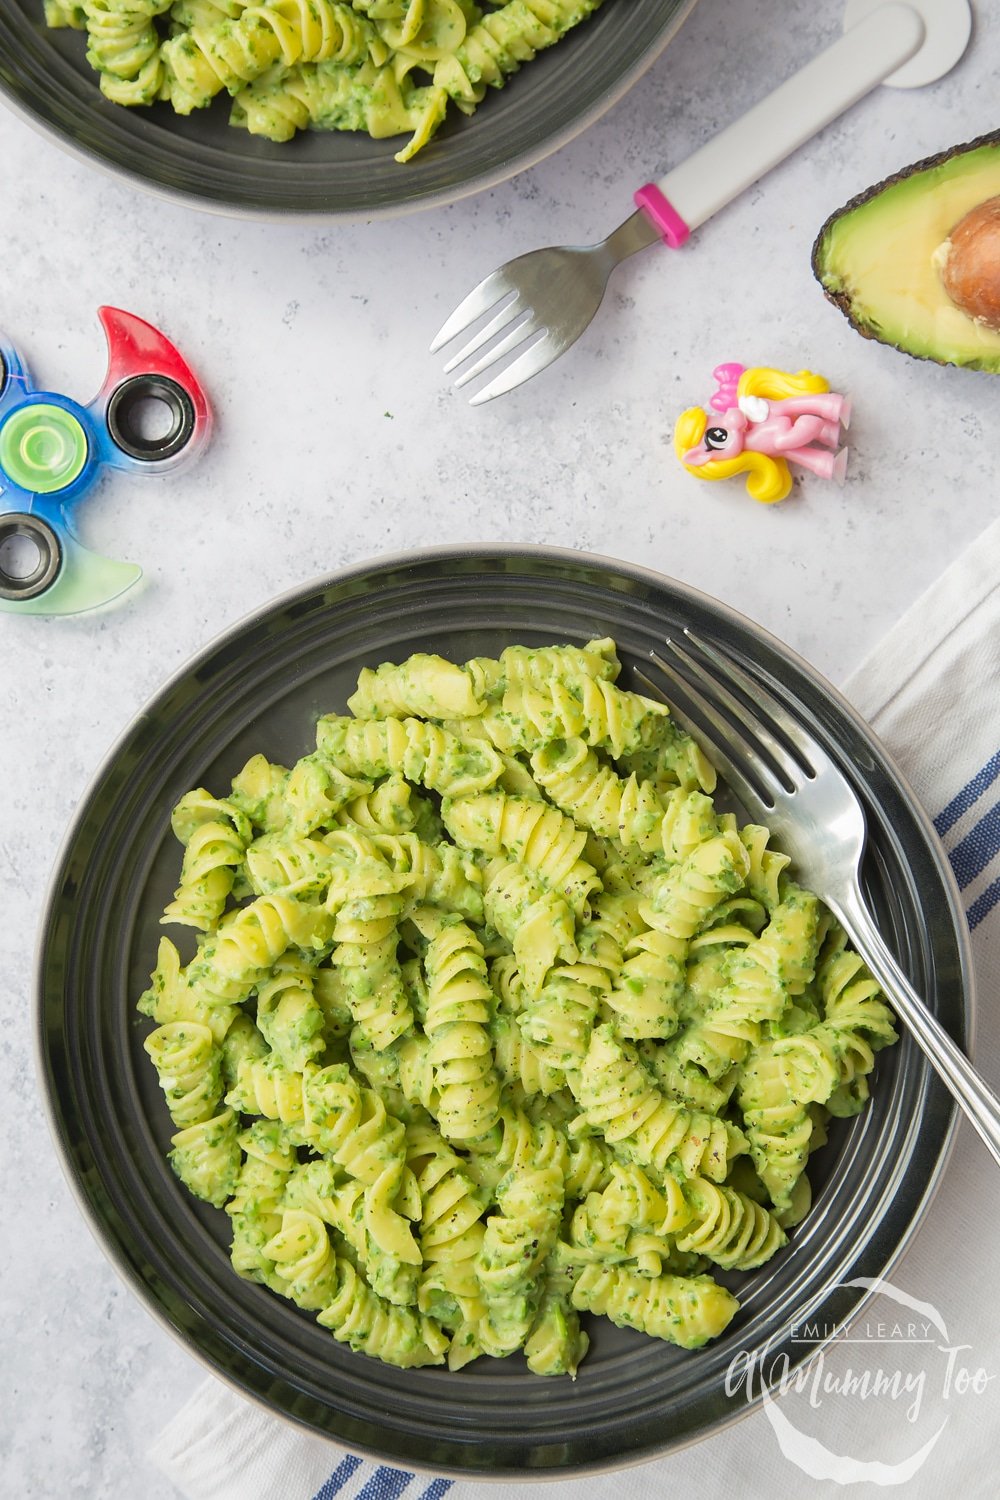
[936,196,1000,331]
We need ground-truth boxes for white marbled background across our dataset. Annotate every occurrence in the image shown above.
[1,0,998,1496]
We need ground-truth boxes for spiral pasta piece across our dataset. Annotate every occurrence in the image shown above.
[675,887,822,1078]
[244,831,331,897]
[530,738,666,854]
[524,1281,589,1377]
[138,937,237,1042]
[143,1021,223,1127]
[303,1071,422,1269]
[618,714,717,797]
[284,753,371,835]
[741,824,791,911]
[572,881,641,973]
[407,1125,488,1331]
[169,1107,242,1208]
[44,0,88,26]
[815,925,896,1099]
[229,754,292,832]
[368,832,483,922]
[82,0,167,105]
[255,951,327,1072]
[443,790,600,914]
[517,960,607,1070]
[674,1179,786,1270]
[480,673,667,759]
[482,857,577,998]
[317,714,503,797]
[572,1026,743,1182]
[329,890,412,1050]
[334,774,415,835]
[423,919,501,1141]
[395,1031,440,1115]
[188,892,329,1007]
[601,926,684,1041]
[658,789,724,863]
[281,1158,345,1227]
[570,1263,738,1349]
[641,829,751,947]
[583,1161,681,1247]
[226,1053,308,1132]
[317,1257,447,1367]
[640,1046,735,1116]
[491,1011,567,1099]
[221,1012,269,1092]
[348,652,486,721]
[264,1209,342,1309]
[226,1119,297,1282]
[476,1165,564,1355]
[736,1047,818,1213]
[434,0,604,109]
[162,0,372,112]
[469,638,619,701]
[161,789,251,931]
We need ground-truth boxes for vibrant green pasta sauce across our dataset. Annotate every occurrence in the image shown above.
[43,0,609,162]
[137,637,898,1373]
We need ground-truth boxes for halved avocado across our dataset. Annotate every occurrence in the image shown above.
[813,131,1000,372]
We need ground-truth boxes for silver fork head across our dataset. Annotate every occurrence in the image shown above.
[638,630,867,886]
[429,243,614,406]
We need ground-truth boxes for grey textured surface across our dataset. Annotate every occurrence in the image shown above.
[1,1,997,1497]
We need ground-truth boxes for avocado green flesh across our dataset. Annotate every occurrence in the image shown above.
[814,141,1000,371]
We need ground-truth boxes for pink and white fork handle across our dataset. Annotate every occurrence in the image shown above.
[634,0,971,248]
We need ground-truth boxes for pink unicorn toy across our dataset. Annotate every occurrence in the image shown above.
[674,363,852,503]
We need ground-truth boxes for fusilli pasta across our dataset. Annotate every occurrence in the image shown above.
[137,637,897,1375]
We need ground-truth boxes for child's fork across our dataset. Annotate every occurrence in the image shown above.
[635,630,1000,1170]
[432,0,969,404]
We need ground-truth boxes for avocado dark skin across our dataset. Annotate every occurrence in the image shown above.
[812,129,1000,372]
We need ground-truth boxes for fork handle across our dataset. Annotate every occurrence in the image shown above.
[650,2,926,234]
[835,887,1000,1170]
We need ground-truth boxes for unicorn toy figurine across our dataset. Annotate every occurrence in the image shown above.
[674,363,851,503]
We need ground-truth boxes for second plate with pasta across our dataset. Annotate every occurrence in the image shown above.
[0,0,698,216]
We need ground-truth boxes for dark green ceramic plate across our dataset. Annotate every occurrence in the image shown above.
[0,1,697,217]
[36,546,970,1477]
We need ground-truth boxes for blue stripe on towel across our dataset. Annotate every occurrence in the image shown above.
[935,749,1000,835]
[311,1454,363,1500]
[355,1467,416,1500]
[948,799,1000,890]
[968,873,1000,931]
[417,1483,453,1500]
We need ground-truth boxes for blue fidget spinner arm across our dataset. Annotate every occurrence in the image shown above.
[0,307,212,616]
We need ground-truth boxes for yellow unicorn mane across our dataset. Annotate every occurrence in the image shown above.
[673,405,792,504]
[738,367,830,401]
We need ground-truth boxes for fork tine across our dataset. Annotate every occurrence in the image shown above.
[665,634,806,791]
[639,657,773,816]
[452,314,543,389]
[441,296,526,374]
[682,630,836,779]
[429,269,515,354]
[466,330,563,405]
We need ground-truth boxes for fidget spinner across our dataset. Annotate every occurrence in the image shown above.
[0,307,211,615]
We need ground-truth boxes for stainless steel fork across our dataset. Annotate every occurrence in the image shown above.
[432,0,969,403]
[637,630,1000,1169]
